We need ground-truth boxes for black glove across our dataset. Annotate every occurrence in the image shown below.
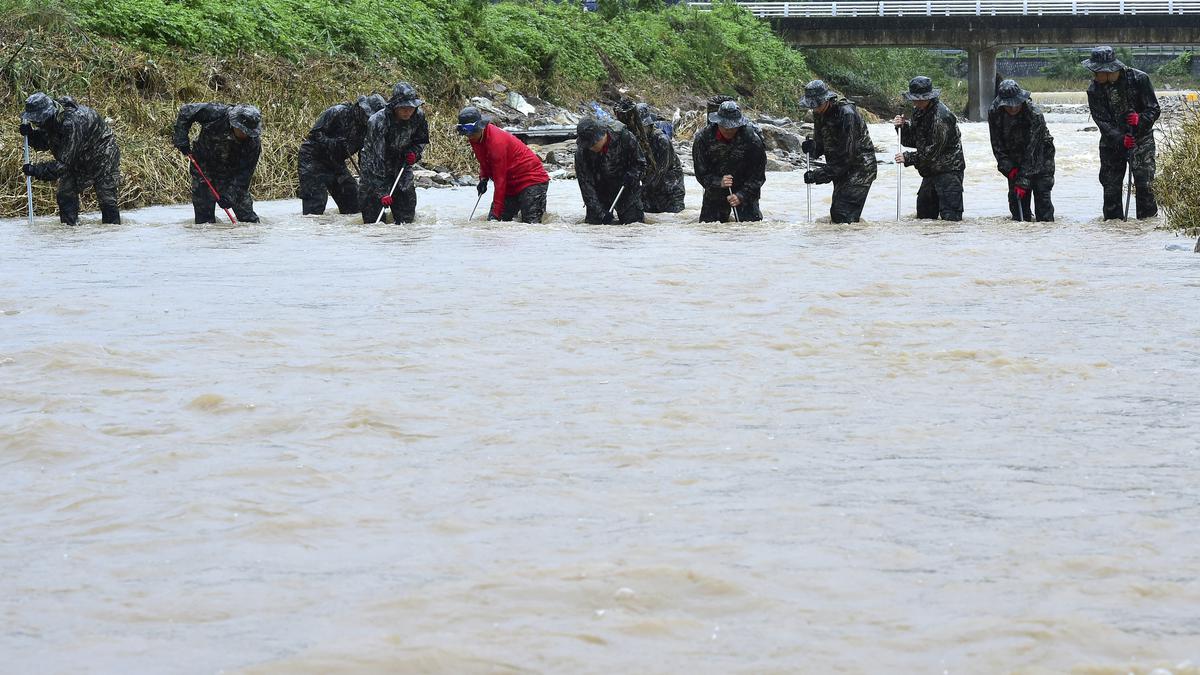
[622,171,640,190]
[801,138,816,157]
[174,140,191,156]
[476,178,488,195]
[21,163,34,176]
[599,211,614,225]
[803,170,817,184]
[19,123,34,137]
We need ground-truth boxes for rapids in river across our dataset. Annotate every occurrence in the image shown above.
[3,109,1199,674]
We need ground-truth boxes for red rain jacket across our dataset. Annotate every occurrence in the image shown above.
[469,125,550,218]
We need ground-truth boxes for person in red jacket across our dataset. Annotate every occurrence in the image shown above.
[457,106,550,222]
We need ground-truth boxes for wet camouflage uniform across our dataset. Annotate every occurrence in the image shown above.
[1087,69,1160,219]
[988,91,1056,222]
[298,94,384,215]
[20,93,121,225]
[575,118,647,224]
[173,103,262,223]
[615,101,684,214]
[358,84,429,224]
[807,98,877,223]
[691,123,767,223]
[900,99,965,221]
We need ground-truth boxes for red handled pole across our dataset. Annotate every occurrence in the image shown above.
[188,153,237,224]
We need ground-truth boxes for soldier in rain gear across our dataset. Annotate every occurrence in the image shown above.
[893,76,966,221]
[1083,46,1160,219]
[988,79,1056,222]
[614,99,685,214]
[298,93,386,215]
[458,106,550,223]
[799,80,877,224]
[173,102,263,223]
[358,82,430,224]
[575,116,646,224]
[19,93,122,225]
[692,100,767,223]
[639,102,675,141]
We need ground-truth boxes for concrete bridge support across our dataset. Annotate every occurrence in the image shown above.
[966,48,998,122]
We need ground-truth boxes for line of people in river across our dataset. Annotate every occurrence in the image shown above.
[16,45,1159,226]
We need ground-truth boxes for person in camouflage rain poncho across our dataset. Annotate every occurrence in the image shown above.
[893,76,965,221]
[1083,46,1160,220]
[614,99,684,214]
[298,93,386,215]
[575,117,646,224]
[988,79,1056,222]
[20,93,122,225]
[173,102,263,223]
[798,80,877,224]
[692,100,767,223]
[358,83,430,224]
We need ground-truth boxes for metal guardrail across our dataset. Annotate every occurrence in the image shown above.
[687,0,1200,16]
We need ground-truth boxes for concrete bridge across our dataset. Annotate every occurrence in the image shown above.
[688,0,1200,120]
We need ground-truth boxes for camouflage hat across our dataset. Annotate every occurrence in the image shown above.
[576,117,608,146]
[994,79,1031,108]
[903,76,940,101]
[389,82,424,108]
[708,100,748,129]
[800,79,837,109]
[228,104,262,138]
[357,93,387,117]
[21,92,60,125]
[1082,45,1125,73]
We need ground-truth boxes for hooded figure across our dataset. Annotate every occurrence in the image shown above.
[615,99,684,214]
[458,106,550,223]
[800,80,877,224]
[988,79,1056,222]
[358,82,430,223]
[173,102,263,223]
[20,93,122,225]
[574,116,646,224]
[1083,45,1161,219]
[691,100,767,222]
[298,93,386,215]
[893,76,965,221]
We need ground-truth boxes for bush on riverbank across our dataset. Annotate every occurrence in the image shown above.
[1156,103,1200,235]
[800,48,966,118]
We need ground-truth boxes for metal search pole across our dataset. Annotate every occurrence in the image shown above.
[23,134,34,225]
[728,187,740,223]
[805,152,812,223]
[375,166,407,225]
[895,127,902,221]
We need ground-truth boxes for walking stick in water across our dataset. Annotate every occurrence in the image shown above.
[805,152,812,223]
[895,126,902,221]
[1123,152,1133,221]
[375,165,408,225]
[23,134,34,225]
[469,192,484,221]
[188,154,236,224]
[728,187,740,223]
[607,185,625,222]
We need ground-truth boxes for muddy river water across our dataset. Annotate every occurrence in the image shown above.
[3,110,1199,674]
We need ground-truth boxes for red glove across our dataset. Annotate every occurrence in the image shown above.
[1123,134,1136,150]
[405,152,417,165]
[380,194,393,207]
[1126,112,1140,127]
[1007,167,1019,180]
[1014,186,1028,200]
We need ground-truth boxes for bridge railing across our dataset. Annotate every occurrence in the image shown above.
[686,0,1200,16]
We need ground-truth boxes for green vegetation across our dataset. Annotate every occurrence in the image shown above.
[800,48,967,118]
[1156,102,1200,235]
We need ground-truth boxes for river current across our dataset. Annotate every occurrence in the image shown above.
[3,115,1199,674]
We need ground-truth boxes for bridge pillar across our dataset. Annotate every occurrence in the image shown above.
[966,47,998,122]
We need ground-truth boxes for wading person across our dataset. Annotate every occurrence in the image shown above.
[799,80,877,224]
[457,106,549,223]
[575,116,646,224]
[1083,45,1161,219]
[893,76,965,221]
[615,99,684,214]
[692,100,766,223]
[19,93,121,225]
[298,93,386,215]
[988,79,1055,222]
[358,82,429,224]
[173,102,263,224]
